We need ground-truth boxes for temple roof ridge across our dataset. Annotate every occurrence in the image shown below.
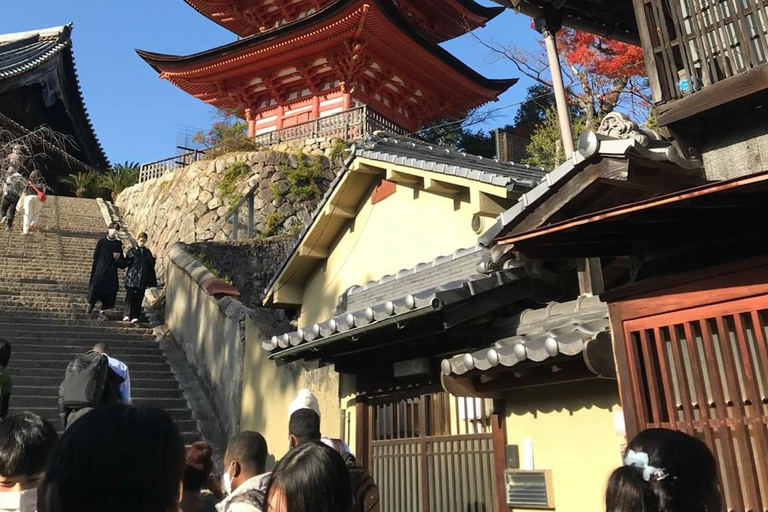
[0,24,71,45]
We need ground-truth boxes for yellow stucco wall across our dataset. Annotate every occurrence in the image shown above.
[504,379,624,512]
[241,312,343,466]
[298,182,483,326]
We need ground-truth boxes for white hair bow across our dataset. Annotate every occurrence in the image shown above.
[624,450,669,482]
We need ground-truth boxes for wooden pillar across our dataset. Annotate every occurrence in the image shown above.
[276,105,285,129]
[491,400,509,512]
[342,92,352,111]
[312,96,320,119]
[536,13,575,159]
[245,108,255,138]
[355,401,370,470]
[577,258,605,295]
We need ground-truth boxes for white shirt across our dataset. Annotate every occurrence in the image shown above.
[107,355,131,404]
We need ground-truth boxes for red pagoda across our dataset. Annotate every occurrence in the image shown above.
[138,0,516,136]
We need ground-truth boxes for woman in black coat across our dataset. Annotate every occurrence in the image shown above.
[123,232,158,323]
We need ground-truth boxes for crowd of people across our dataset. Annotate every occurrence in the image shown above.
[0,383,723,512]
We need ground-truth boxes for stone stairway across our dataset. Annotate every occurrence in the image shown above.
[0,196,201,442]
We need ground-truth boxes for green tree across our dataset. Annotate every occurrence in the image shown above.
[193,109,258,159]
[523,107,587,170]
[60,171,97,198]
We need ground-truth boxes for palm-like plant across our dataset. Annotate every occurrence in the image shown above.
[99,169,138,202]
[60,171,97,198]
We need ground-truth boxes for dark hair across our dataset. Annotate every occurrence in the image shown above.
[46,405,184,512]
[265,441,352,512]
[108,221,121,230]
[91,342,109,354]
[606,428,721,512]
[289,409,321,444]
[138,232,148,240]
[0,412,57,477]
[0,338,10,367]
[183,441,214,492]
[225,431,268,476]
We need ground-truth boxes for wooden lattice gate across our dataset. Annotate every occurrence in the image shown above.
[609,260,768,512]
[367,392,499,512]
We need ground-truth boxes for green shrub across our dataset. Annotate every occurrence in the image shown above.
[220,162,250,203]
[262,211,284,237]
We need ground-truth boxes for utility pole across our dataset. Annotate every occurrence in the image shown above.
[535,12,575,159]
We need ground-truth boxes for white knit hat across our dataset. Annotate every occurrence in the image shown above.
[288,388,320,418]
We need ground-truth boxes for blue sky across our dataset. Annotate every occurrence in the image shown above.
[0,1,542,165]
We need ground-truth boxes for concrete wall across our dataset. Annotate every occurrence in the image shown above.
[242,313,343,463]
[298,182,486,326]
[503,379,624,512]
[165,245,253,438]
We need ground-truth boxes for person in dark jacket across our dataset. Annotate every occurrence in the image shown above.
[87,222,126,319]
[122,232,157,324]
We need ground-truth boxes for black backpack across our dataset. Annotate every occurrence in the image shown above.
[343,453,380,512]
[58,352,123,427]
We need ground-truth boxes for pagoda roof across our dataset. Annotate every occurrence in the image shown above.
[0,24,109,170]
[138,0,516,122]
[180,0,504,42]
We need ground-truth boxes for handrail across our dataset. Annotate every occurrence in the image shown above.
[139,149,206,183]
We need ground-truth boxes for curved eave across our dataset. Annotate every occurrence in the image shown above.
[0,23,108,170]
[455,0,506,21]
[136,0,517,95]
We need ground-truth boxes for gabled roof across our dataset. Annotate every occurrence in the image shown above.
[262,132,545,307]
[357,133,545,189]
[0,24,109,170]
[478,113,704,246]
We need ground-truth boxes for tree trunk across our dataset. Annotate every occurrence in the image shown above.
[76,188,86,198]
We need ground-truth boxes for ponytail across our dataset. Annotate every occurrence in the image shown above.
[606,465,658,512]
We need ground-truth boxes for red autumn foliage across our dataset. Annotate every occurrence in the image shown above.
[558,30,646,79]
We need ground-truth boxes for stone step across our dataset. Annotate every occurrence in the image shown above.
[7,406,195,425]
[0,322,152,334]
[4,331,153,343]
[13,385,185,399]
[14,375,179,389]
[11,367,176,380]
[11,358,171,371]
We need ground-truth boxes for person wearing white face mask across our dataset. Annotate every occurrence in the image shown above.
[216,431,269,512]
[86,222,126,320]
[122,232,157,324]
[0,412,58,512]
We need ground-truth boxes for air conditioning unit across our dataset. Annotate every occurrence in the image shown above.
[504,470,554,509]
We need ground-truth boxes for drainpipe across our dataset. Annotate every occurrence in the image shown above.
[535,13,575,159]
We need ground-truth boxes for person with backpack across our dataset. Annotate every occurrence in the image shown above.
[57,344,126,429]
[286,409,379,512]
[0,172,24,232]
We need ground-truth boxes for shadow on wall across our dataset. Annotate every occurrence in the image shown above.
[240,309,343,462]
[504,378,620,418]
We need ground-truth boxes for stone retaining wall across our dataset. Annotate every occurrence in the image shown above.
[116,150,339,276]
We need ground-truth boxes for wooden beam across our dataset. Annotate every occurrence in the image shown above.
[355,162,384,175]
[298,245,328,259]
[657,63,768,126]
[385,169,421,184]
[324,204,356,219]
[471,189,511,217]
[423,177,463,196]
[272,283,303,306]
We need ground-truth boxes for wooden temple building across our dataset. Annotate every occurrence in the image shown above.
[137,0,516,140]
[0,24,109,183]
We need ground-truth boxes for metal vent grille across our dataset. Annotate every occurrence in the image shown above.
[471,214,484,234]
[505,470,554,509]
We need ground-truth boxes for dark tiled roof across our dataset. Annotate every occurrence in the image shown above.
[357,133,546,189]
[478,126,703,245]
[0,24,109,170]
[264,259,527,358]
[441,294,610,376]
